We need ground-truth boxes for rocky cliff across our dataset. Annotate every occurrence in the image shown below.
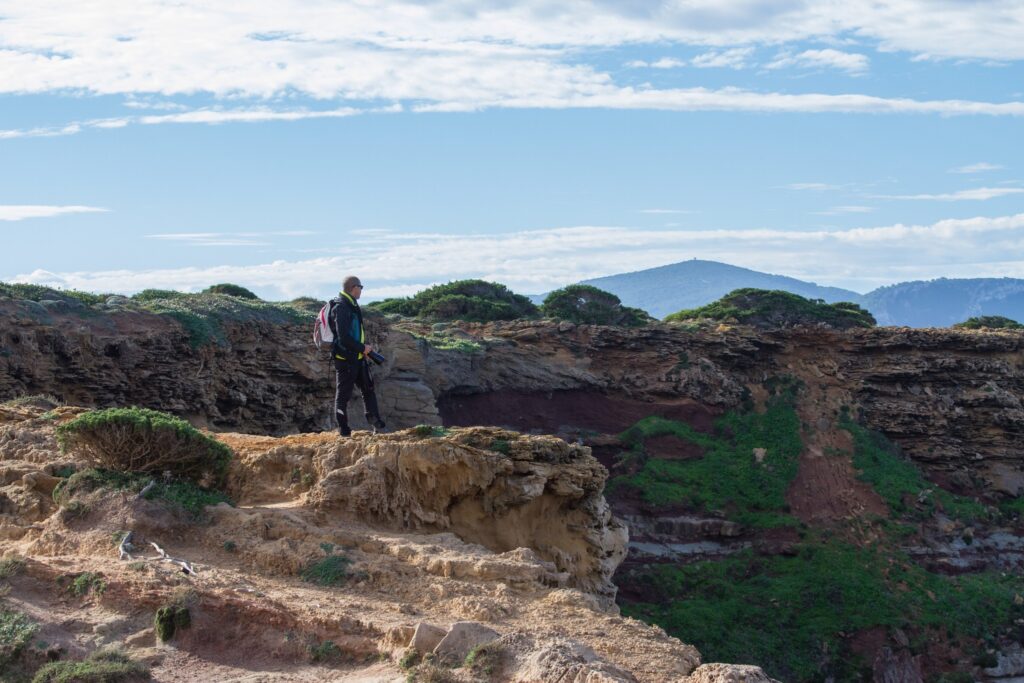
[4,302,1024,681]
[0,403,783,682]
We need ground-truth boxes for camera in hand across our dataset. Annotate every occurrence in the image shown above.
[368,350,386,365]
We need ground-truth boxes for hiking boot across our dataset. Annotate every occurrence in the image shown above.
[338,427,352,437]
[371,418,387,434]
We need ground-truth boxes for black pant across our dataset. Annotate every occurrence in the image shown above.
[334,359,381,434]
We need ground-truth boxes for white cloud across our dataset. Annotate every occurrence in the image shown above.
[766,49,869,74]
[691,47,754,69]
[874,187,1024,201]
[949,162,1005,174]
[0,1,1021,122]
[147,231,316,247]
[626,57,686,69]
[786,183,839,191]
[0,205,107,221]
[14,212,1024,298]
[814,205,875,215]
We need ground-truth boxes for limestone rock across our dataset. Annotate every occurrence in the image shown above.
[433,621,499,663]
[684,663,780,683]
[409,622,446,653]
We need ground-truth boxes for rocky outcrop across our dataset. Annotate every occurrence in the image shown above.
[246,426,629,606]
[0,404,696,682]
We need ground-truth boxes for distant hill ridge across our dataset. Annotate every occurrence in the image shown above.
[573,260,1024,328]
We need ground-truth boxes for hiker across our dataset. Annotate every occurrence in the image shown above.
[329,276,386,436]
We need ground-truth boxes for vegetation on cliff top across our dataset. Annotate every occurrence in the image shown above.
[56,407,232,486]
[953,315,1023,330]
[540,284,652,327]
[665,288,876,329]
[369,279,539,322]
[0,281,311,348]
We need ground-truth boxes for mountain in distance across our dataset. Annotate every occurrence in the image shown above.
[864,278,1024,327]
[566,259,1024,327]
[579,259,861,319]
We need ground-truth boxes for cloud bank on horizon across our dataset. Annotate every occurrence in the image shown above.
[2,0,1024,301]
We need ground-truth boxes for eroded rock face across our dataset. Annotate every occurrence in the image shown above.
[5,305,1023,494]
[300,427,628,607]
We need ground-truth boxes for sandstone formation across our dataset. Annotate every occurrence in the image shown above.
[0,405,695,682]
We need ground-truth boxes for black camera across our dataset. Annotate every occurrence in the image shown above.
[367,350,386,365]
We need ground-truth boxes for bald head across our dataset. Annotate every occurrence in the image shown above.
[343,276,363,299]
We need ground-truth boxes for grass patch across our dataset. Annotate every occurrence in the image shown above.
[610,395,803,527]
[64,572,105,597]
[489,438,511,455]
[407,331,484,354]
[0,558,24,580]
[301,551,352,587]
[31,647,149,683]
[840,419,989,523]
[308,640,343,664]
[0,608,39,670]
[621,540,1024,682]
[464,643,504,677]
[53,468,231,519]
[0,282,107,307]
[133,292,307,348]
[411,425,449,438]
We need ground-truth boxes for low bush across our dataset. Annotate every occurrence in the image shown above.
[131,289,187,302]
[369,280,538,322]
[665,288,876,329]
[65,572,105,597]
[301,554,352,587]
[541,284,652,327]
[953,315,1024,330]
[53,467,231,518]
[202,283,259,300]
[0,608,38,670]
[154,604,191,642]
[0,282,107,307]
[32,647,150,682]
[56,408,232,486]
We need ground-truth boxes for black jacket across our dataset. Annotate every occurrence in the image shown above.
[328,294,365,360]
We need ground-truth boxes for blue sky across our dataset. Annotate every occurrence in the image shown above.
[2,1,1023,301]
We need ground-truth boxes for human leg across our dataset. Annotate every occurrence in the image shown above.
[355,362,385,429]
[334,359,357,436]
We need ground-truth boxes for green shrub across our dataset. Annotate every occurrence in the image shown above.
[136,292,306,347]
[66,572,105,597]
[56,408,232,486]
[202,283,259,300]
[464,643,504,677]
[369,280,538,322]
[53,467,231,518]
[154,604,191,642]
[412,425,449,438]
[131,289,187,302]
[31,647,150,682]
[665,288,876,329]
[301,554,352,587]
[489,438,511,455]
[953,315,1023,330]
[308,640,343,663]
[541,284,652,327]
[0,609,38,668]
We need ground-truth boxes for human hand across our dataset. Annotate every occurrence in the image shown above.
[364,344,374,355]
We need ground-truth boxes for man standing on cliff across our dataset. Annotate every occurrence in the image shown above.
[330,276,386,436]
